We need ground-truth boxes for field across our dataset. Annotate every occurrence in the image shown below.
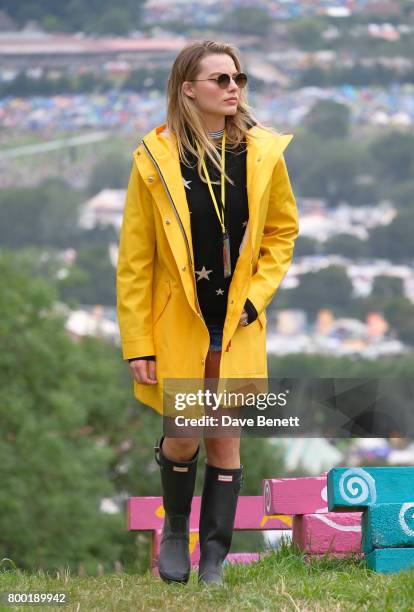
[2,543,414,612]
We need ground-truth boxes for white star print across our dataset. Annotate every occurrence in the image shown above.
[195,265,213,281]
[216,288,224,295]
[183,177,192,190]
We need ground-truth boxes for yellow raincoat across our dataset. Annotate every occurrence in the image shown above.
[116,122,299,414]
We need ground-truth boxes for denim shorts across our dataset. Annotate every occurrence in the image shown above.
[207,322,223,351]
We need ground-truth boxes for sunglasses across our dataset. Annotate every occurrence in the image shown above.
[190,72,248,89]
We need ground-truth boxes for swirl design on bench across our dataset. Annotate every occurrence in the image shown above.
[264,480,272,514]
[338,468,377,505]
[399,502,414,537]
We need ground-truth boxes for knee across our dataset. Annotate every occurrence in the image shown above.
[162,436,199,462]
[204,437,240,468]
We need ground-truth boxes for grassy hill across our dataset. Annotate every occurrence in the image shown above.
[2,543,414,611]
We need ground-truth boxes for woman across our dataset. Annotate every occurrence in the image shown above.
[116,40,299,585]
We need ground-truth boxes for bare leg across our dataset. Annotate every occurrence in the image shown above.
[198,349,243,585]
[203,349,240,468]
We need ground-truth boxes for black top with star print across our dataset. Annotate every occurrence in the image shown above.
[181,132,249,326]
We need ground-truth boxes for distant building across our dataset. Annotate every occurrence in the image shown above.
[276,309,307,335]
[366,312,389,337]
[298,201,396,242]
[361,1,402,17]
[65,305,119,344]
[0,31,185,70]
[79,189,126,230]
[315,308,334,335]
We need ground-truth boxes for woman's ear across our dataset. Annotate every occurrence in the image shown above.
[182,81,195,99]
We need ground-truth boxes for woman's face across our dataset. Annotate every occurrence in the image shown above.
[182,54,241,120]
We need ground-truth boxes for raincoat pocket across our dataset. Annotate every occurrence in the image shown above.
[152,280,172,326]
[257,310,266,330]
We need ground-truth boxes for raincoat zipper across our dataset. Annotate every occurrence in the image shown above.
[140,138,206,326]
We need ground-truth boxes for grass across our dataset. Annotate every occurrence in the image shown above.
[1,543,414,612]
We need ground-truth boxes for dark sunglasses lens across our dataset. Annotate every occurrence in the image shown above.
[217,74,231,88]
[235,73,247,88]
[217,73,247,88]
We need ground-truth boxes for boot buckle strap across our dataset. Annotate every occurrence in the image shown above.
[154,439,162,467]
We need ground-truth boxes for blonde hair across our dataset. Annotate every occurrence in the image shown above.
[166,40,281,186]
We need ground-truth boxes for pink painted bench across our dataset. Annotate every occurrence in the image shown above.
[263,476,362,557]
[127,496,292,574]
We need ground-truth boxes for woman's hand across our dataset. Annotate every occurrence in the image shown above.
[129,359,158,385]
[239,308,248,327]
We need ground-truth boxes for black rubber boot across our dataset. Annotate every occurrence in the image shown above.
[198,461,244,585]
[155,435,199,584]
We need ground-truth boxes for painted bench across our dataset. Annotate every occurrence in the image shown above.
[263,476,362,556]
[127,495,292,574]
[327,467,414,573]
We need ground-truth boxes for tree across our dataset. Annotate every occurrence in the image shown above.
[219,7,271,36]
[0,179,82,250]
[388,180,414,212]
[282,265,354,318]
[368,210,414,262]
[88,154,131,195]
[371,275,404,301]
[353,275,405,321]
[297,66,327,87]
[369,132,414,185]
[294,236,320,257]
[94,7,133,35]
[299,142,364,207]
[304,100,351,140]
[281,131,376,208]
[0,249,120,572]
[383,297,414,346]
[1,0,146,34]
[288,18,325,50]
[59,242,116,306]
[71,224,118,249]
[0,248,162,574]
[323,234,368,259]
[123,67,170,93]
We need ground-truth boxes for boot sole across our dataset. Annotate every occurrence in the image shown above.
[198,572,223,585]
[198,578,223,585]
[159,569,190,584]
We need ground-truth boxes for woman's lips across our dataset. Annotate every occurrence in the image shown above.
[226,99,238,103]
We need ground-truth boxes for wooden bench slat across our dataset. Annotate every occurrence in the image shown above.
[327,467,414,511]
[362,502,414,553]
[127,496,292,531]
[293,512,362,554]
[365,548,414,573]
[263,476,327,515]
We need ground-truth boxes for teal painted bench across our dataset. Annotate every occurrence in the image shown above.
[327,467,414,511]
[327,467,414,574]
